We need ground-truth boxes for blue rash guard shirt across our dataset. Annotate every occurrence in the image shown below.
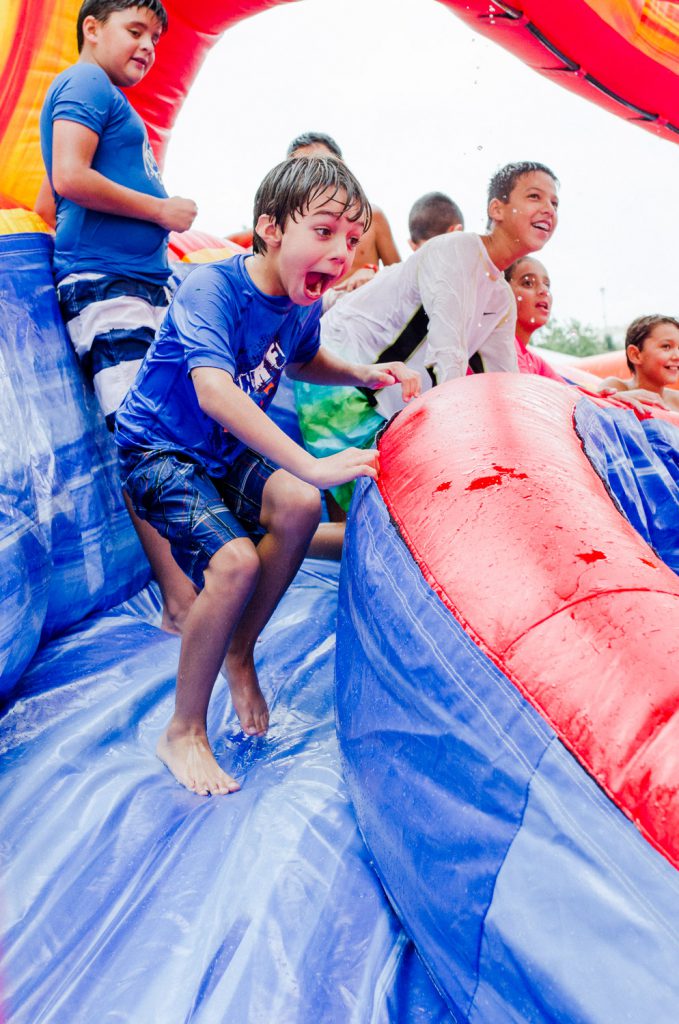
[40,63,170,284]
[115,254,322,474]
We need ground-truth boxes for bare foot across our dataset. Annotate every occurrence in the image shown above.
[156,724,240,796]
[223,651,270,736]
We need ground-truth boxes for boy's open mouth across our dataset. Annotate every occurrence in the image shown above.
[532,219,551,236]
[304,271,333,299]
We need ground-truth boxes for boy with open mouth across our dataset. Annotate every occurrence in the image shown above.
[115,156,420,796]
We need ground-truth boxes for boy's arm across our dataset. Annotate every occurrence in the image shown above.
[34,175,56,229]
[287,347,421,402]
[191,367,379,490]
[52,120,197,231]
[419,241,517,381]
[372,208,401,267]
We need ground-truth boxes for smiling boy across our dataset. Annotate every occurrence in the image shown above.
[599,315,679,412]
[115,157,420,796]
[296,160,559,521]
[40,0,200,634]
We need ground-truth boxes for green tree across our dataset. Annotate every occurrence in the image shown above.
[538,318,615,358]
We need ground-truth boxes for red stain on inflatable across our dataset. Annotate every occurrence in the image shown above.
[467,474,503,491]
[466,464,528,491]
[435,481,452,493]
[575,550,606,564]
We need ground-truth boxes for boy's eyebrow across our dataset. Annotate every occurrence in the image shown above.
[310,204,361,221]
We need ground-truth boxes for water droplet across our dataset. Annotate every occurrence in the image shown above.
[477,145,483,150]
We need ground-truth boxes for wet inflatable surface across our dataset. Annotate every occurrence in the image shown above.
[336,376,679,1023]
[0,232,450,1023]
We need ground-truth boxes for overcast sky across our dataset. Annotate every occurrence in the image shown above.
[163,0,678,334]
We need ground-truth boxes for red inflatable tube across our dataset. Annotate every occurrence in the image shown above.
[378,374,679,868]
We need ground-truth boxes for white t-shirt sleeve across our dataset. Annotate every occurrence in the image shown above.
[417,236,471,383]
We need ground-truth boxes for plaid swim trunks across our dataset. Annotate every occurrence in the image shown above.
[57,272,172,430]
[120,446,277,587]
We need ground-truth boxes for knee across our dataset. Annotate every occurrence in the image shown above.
[263,473,321,535]
[204,538,260,598]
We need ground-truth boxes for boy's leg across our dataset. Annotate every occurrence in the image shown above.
[157,537,261,796]
[123,493,197,634]
[223,470,321,730]
[306,521,346,561]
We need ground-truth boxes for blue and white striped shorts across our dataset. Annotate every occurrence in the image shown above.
[57,272,172,430]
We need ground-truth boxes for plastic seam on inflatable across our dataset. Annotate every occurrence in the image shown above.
[469,1,679,135]
[377,474,679,871]
[501,585,679,656]
[465,737,555,1019]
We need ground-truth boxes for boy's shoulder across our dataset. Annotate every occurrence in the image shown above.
[174,254,248,300]
[47,61,116,102]
[414,230,483,272]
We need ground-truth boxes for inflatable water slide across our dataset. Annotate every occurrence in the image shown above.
[1,2,678,1022]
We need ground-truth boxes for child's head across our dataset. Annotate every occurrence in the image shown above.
[624,315,679,390]
[252,157,372,304]
[77,2,167,82]
[407,192,464,250]
[504,256,552,340]
[486,161,559,256]
[286,132,343,161]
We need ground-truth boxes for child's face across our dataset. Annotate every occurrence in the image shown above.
[494,171,558,254]
[630,323,679,391]
[82,7,163,88]
[510,257,552,333]
[266,189,365,305]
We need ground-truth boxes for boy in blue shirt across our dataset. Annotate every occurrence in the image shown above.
[116,157,420,796]
[40,0,199,631]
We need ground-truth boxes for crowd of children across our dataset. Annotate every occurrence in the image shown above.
[38,0,677,795]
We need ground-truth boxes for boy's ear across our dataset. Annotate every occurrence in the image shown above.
[407,238,418,251]
[627,344,642,367]
[451,223,464,233]
[254,215,283,250]
[81,14,101,45]
[487,197,504,226]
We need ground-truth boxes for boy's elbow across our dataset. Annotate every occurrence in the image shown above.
[51,164,85,201]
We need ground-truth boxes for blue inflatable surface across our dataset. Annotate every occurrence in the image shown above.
[336,476,679,1023]
[335,383,679,1024]
[0,233,450,1023]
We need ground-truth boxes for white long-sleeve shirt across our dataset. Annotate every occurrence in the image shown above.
[320,231,518,419]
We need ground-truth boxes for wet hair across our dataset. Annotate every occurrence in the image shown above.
[408,192,464,244]
[486,161,558,229]
[286,132,343,160]
[77,0,168,51]
[504,255,542,284]
[624,314,679,372]
[252,157,372,256]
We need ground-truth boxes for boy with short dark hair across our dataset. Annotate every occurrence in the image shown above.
[115,157,420,796]
[296,160,559,516]
[287,131,401,294]
[41,0,198,424]
[40,0,200,631]
[408,191,465,250]
[599,315,679,412]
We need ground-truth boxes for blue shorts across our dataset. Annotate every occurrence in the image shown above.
[57,273,172,431]
[120,447,277,587]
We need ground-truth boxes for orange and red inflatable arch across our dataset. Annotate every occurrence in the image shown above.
[1,0,678,216]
